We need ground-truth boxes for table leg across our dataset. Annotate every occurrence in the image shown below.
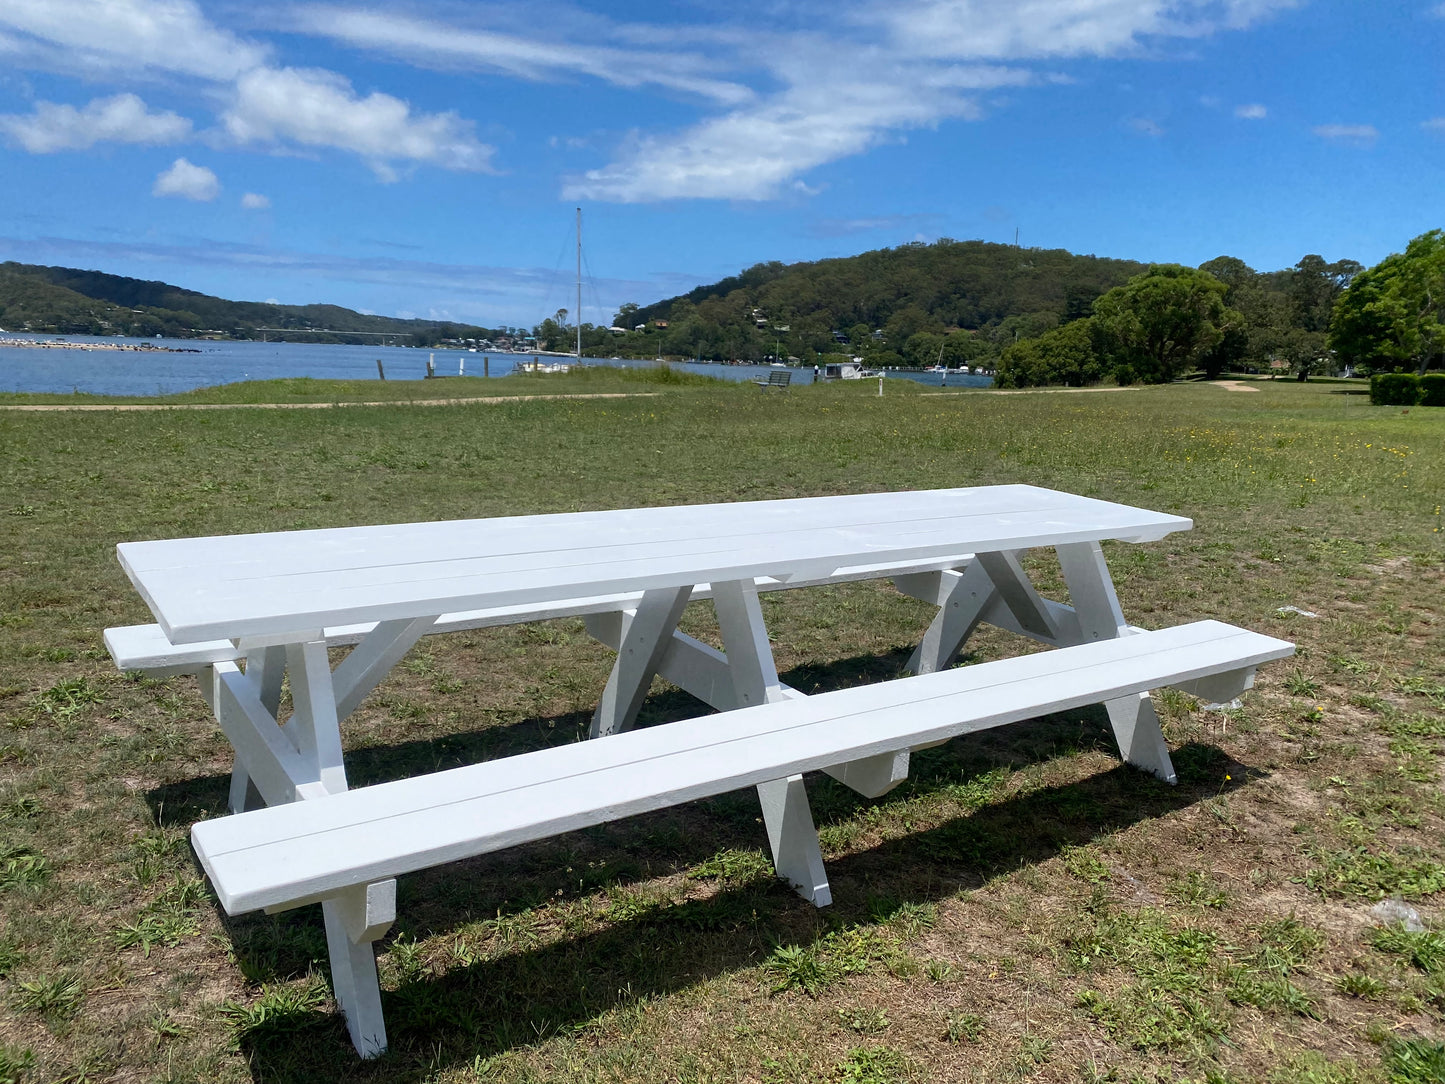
[1057,541,1177,784]
[590,586,693,737]
[229,646,283,813]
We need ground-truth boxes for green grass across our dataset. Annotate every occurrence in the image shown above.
[0,377,1441,1081]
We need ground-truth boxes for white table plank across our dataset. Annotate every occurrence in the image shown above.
[120,486,1189,644]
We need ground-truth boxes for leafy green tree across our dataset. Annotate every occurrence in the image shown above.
[1091,265,1237,383]
[995,319,1101,387]
[1330,230,1445,375]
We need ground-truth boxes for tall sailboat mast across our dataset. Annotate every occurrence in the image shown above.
[575,207,582,361]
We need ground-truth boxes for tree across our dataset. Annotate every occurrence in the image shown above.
[995,319,1102,388]
[1091,265,1237,383]
[1330,230,1445,375]
[614,302,640,328]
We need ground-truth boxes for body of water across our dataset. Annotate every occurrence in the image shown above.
[0,334,992,395]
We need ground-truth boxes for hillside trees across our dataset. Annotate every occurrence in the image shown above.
[995,319,1102,388]
[1330,230,1445,375]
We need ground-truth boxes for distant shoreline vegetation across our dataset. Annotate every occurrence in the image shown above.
[3,230,1439,384]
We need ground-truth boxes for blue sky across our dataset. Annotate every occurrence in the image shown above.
[0,0,1440,328]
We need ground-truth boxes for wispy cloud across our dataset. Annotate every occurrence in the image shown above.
[220,66,495,178]
[808,213,945,238]
[1234,102,1267,119]
[153,157,220,201]
[0,93,190,152]
[0,0,266,81]
[1313,123,1378,145]
[1129,117,1165,137]
[293,6,755,106]
[1422,117,1445,133]
[240,192,270,210]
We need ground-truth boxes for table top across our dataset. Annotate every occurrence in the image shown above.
[118,485,1191,645]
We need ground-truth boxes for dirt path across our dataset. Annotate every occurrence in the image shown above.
[1214,380,1260,392]
[0,392,658,412]
[930,385,1141,396]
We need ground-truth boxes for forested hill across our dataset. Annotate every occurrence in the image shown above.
[0,262,486,345]
[618,240,1151,361]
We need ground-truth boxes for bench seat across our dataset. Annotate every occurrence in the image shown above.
[196,620,1289,914]
[190,619,1290,1055]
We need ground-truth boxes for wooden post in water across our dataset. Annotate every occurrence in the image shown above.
[427,353,435,378]
[459,357,465,376]
[484,356,489,378]
[376,359,385,381]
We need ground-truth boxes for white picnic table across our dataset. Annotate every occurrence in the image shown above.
[106,485,1297,1056]
[114,484,1192,806]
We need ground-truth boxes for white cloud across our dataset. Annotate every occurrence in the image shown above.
[1234,102,1267,119]
[1313,123,1378,145]
[241,192,271,209]
[1422,118,1445,133]
[1129,117,1165,136]
[0,93,190,152]
[0,0,266,81]
[153,157,219,200]
[221,67,494,176]
[567,55,1026,201]
[569,0,1302,201]
[295,7,754,106]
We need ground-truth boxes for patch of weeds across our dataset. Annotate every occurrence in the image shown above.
[12,971,83,1021]
[1171,870,1229,909]
[766,943,834,996]
[942,766,1009,809]
[0,1043,35,1084]
[1306,847,1445,900]
[1335,973,1387,999]
[113,879,206,955]
[221,975,330,1039]
[1265,1051,1371,1083]
[0,795,42,820]
[837,1007,890,1033]
[1383,1038,1445,1084]
[925,959,956,982]
[603,887,670,924]
[33,677,103,718]
[1018,1035,1053,1067]
[943,1011,984,1043]
[1076,983,1229,1053]
[0,844,49,892]
[1063,846,1113,885]
[1368,925,1445,975]
[689,848,773,885]
[0,935,24,978]
[1156,688,1199,715]
[1252,916,1324,973]
[1286,671,1323,697]
[1227,972,1317,1017]
[867,898,936,939]
[836,1046,909,1084]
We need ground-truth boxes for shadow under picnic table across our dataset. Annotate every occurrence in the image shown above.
[147,729,1256,1082]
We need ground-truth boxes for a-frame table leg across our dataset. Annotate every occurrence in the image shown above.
[1056,541,1177,784]
[590,586,693,737]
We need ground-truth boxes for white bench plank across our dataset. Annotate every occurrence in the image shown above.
[193,620,1290,915]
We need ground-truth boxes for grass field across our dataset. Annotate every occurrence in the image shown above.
[0,374,1441,1083]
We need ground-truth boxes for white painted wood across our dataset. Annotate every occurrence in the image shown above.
[211,663,324,807]
[1171,667,1256,703]
[900,561,998,675]
[712,579,789,709]
[821,750,911,798]
[285,641,348,796]
[333,880,397,943]
[229,646,283,814]
[192,621,1292,916]
[321,898,388,1057]
[590,587,693,737]
[1056,539,1174,781]
[117,487,1190,645]
[757,775,831,905]
[332,616,438,721]
[974,550,1058,640]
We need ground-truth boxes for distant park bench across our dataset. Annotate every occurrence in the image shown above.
[755,369,792,391]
